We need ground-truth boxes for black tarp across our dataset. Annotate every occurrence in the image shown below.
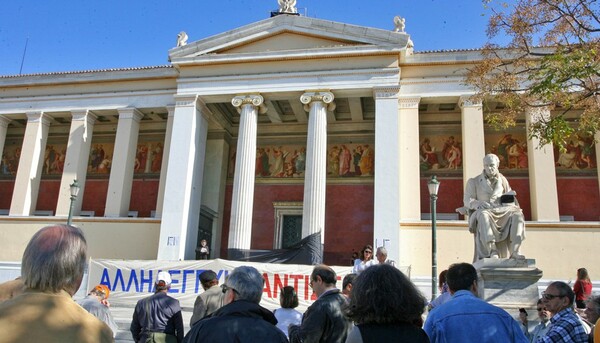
[227,232,322,265]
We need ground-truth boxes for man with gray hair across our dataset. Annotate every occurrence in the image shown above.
[0,224,113,343]
[375,246,396,267]
[540,281,587,342]
[583,294,600,341]
[183,266,288,343]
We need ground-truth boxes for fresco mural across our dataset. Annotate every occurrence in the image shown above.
[88,139,164,176]
[419,135,463,171]
[485,132,528,170]
[0,141,22,176]
[88,143,114,174]
[554,135,596,171]
[228,143,375,179]
[134,141,164,174]
[42,144,68,175]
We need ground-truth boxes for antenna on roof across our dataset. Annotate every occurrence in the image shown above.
[19,37,29,75]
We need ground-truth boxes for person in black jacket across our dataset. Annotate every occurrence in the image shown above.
[288,265,352,343]
[183,266,288,343]
[130,271,184,343]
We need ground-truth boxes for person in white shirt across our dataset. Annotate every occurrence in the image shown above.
[273,286,303,338]
[352,245,376,274]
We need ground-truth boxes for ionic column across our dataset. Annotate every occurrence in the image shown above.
[300,91,334,244]
[459,97,486,189]
[526,106,560,221]
[398,95,421,220]
[158,96,209,260]
[0,116,10,165]
[9,112,50,215]
[154,105,175,219]
[55,110,97,217]
[104,108,143,217]
[373,88,400,262]
[228,94,266,251]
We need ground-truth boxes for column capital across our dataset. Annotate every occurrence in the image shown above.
[300,91,335,112]
[166,105,176,118]
[231,94,267,114]
[174,94,199,107]
[25,111,51,126]
[459,95,482,109]
[0,115,10,129]
[398,96,421,109]
[70,110,98,125]
[373,87,400,99]
[117,107,144,122]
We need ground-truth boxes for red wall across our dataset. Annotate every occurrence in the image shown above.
[130,179,160,217]
[557,177,600,221]
[222,183,374,266]
[0,180,15,210]
[35,179,60,211]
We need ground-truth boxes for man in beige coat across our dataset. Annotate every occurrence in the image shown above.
[190,269,225,326]
[0,224,113,343]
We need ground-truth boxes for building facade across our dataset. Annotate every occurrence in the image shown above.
[0,11,598,280]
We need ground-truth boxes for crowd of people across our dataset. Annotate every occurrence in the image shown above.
[0,225,597,343]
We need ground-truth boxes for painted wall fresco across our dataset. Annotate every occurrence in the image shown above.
[419,135,463,171]
[0,141,22,176]
[88,143,115,174]
[88,140,164,175]
[485,132,529,170]
[42,144,68,175]
[553,135,596,171]
[228,143,375,179]
[134,142,164,174]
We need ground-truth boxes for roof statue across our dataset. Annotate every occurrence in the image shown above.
[176,31,188,47]
[393,16,406,33]
[278,0,297,14]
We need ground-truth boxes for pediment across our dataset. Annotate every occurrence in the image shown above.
[218,31,362,54]
[169,14,410,64]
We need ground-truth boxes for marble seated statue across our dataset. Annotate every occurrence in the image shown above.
[456,153,526,261]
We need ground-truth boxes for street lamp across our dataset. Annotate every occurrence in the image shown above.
[67,179,80,226]
[428,175,440,301]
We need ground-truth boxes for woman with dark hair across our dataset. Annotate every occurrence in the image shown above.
[427,269,451,310]
[273,286,302,338]
[574,267,592,309]
[352,244,375,274]
[345,264,430,342]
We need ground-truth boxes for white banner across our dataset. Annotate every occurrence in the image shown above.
[87,258,354,312]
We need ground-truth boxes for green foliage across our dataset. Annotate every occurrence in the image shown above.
[467,0,600,151]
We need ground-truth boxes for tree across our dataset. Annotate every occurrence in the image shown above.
[466,0,600,150]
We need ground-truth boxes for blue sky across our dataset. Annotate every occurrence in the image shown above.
[0,0,502,76]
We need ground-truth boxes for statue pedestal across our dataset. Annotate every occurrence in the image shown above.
[474,258,543,312]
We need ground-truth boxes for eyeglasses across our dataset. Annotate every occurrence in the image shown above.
[364,251,372,254]
[537,308,544,311]
[542,293,564,300]
[221,284,239,295]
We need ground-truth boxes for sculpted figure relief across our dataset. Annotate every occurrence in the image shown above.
[278,0,297,13]
[176,31,188,47]
[457,154,526,261]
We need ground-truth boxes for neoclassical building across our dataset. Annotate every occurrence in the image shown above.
[0,7,598,281]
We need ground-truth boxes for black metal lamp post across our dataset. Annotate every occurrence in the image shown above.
[428,175,440,301]
[67,179,80,226]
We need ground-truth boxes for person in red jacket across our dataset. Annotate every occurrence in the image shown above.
[574,267,592,309]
